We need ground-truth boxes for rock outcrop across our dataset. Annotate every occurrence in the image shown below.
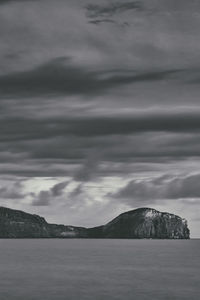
[0,206,190,239]
[0,206,87,238]
[88,208,190,239]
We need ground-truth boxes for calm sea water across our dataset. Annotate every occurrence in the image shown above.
[0,239,199,300]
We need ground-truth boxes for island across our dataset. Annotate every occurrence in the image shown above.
[0,206,190,239]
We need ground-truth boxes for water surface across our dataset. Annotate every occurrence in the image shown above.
[0,239,199,300]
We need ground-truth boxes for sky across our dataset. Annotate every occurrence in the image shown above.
[0,0,200,237]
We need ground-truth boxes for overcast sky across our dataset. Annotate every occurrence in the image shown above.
[0,0,200,237]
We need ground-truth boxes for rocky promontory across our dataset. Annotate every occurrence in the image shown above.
[88,208,190,239]
[0,207,190,239]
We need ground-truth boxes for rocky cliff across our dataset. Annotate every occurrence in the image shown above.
[88,208,190,239]
[0,207,190,239]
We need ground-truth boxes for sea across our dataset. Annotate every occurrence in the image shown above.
[0,239,199,300]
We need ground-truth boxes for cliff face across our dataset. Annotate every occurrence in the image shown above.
[88,208,190,239]
[0,207,190,239]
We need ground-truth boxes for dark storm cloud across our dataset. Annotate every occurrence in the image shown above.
[74,156,100,182]
[30,132,200,163]
[86,1,142,18]
[2,111,200,144]
[0,57,183,98]
[2,129,200,178]
[110,174,200,203]
[32,180,69,206]
[1,108,200,178]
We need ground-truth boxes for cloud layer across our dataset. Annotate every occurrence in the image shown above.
[110,174,200,202]
[0,0,200,236]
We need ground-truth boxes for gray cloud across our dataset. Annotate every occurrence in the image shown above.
[32,190,51,206]
[69,184,84,198]
[74,156,100,182]
[1,111,200,178]
[0,180,26,199]
[110,174,200,204]
[50,181,69,197]
[0,56,183,99]
[86,1,141,26]
[2,111,200,145]
[86,1,142,18]
[32,180,69,206]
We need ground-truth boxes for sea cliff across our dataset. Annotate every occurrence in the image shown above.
[0,207,190,239]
